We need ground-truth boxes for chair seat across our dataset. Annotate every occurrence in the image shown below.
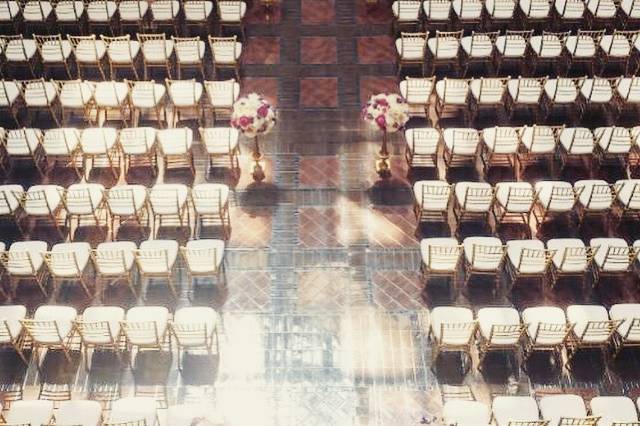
[0,80,21,106]
[7,241,47,275]
[142,39,174,62]
[495,35,527,56]
[183,239,225,272]
[123,306,169,346]
[6,128,42,156]
[581,78,613,103]
[495,182,534,211]
[118,0,148,20]
[55,0,84,21]
[109,397,158,425]
[519,0,550,16]
[157,128,193,155]
[65,183,105,215]
[469,78,505,103]
[420,237,459,271]
[590,237,630,271]
[454,181,493,212]
[567,304,611,343]
[168,81,203,106]
[431,306,475,345]
[423,0,452,19]
[184,0,213,20]
[565,35,596,57]
[392,0,421,19]
[395,38,426,60]
[149,184,189,214]
[405,128,439,154]
[485,0,516,17]
[506,239,547,274]
[507,80,543,104]
[436,80,469,104]
[595,126,631,153]
[443,400,491,426]
[33,305,77,343]
[616,77,640,102]
[94,82,129,107]
[24,185,63,216]
[413,180,450,210]
[138,240,179,273]
[460,35,494,57]
[558,127,594,154]
[591,396,638,426]
[427,37,460,58]
[521,306,567,345]
[463,236,503,270]
[555,0,585,17]
[5,400,54,425]
[610,303,640,342]
[492,396,541,426]
[544,79,579,103]
[519,126,556,153]
[482,126,519,153]
[119,127,157,154]
[442,128,478,154]
[529,35,563,57]
[5,39,37,61]
[24,81,58,107]
[0,305,26,343]
[452,0,482,17]
[192,183,230,214]
[40,40,73,62]
[539,394,588,426]
[150,0,180,18]
[212,42,242,63]
[56,400,103,426]
[534,180,575,212]
[81,306,125,344]
[205,80,240,107]
[587,0,617,16]
[547,238,587,272]
[23,1,52,21]
[615,179,640,209]
[50,242,91,276]
[0,184,24,215]
[81,127,118,154]
[0,1,20,20]
[87,0,116,20]
[59,81,95,108]
[574,179,612,210]
[95,241,137,275]
[218,0,246,21]
[107,40,141,63]
[477,307,521,345]
[621,0,640,16]
[600,34,632,56]
[201,127,240,154]
[176,40,205,64]
[74,39,107,62]
[130,82,166,108]
[107,184,148,215]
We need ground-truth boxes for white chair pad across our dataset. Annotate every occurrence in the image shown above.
[454,181,493,212]
[81,306,125,344]
[610,303,640,342]
[492,396,541,426]
[107,184,148,215]
[413,180,450,210]
[506,239,547,273]
[534,180,575,212]
[33,305,77,343]
[184,239,225,272]
[566,304,610,342]
[431,306,474,344]
[420,237,459,271]
[0,305,26,343]
[463,236,503,270]
[56,400,103,426]
[547,238,588,272]
[6,400,54,425]
[81,127,118,154]
[43,128,81,155]
[522,306,566,345]
[443,400,491,425]
[477,307,520,344]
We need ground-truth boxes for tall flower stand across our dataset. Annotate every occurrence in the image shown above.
[252,136,265,182]
[376,131,391,178]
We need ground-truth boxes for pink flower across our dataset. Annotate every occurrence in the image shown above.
[376,98,389,108]
[375,115,386,130]
[230,119,238,128]
[257,104,270,118]
[239,116,252,127]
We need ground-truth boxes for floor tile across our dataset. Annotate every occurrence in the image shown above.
[359,76,400,105]
[300,37,338,64]
[299,156,341,187]
[301,0,335,23]
[243,37,280,65]
[357,36,396,64]
[299,207,344,247]
[367,206,417,247]
[240,77,279,107]
[300,77,339,108]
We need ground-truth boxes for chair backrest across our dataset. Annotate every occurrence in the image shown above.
[488,323,524,345]
[539,184,575,210]
[192,185,226,211]
[557,417,600,426]
[512,76,546,102]
[170,319,214,347]
[576,29,604,44]
[425,244,460,269]
[506,422,549,426]
[104,421,147,426]
[0,79,22,106]
[46,250,84,276]
[21,78,57,105]
[398,32,427,57]
[203,79,238,104]
[504,29,533,44]
[460,185,493,210]
[617,76,640,102]
[404,77,435,101]
[93,248,131,275]
[433,29,463,50]
[488,126,519,152]
[121,319,161,346]
[75,319,118,345]
[0,188,23,215]
[504,185,534,210]
[102,34,137,62]
[441,78,469,102]
[521,125,560,152]
[417,183,450,209]
[438,321,477,345]
[409,128,439,153]
[68,34,101,60]
[56,79,94,106]
[165,78,201,104]
[108,186,147,215]
[64,186,102,213]
[514,247,550,272]
[468,31,499,54]
[474,77,508,103]
[582,183,612,209]
[600,245,631,270]
[582,77,614,102]
[1,35,31,60]
[138,33,172,61]
[531,321,571,344]
[172,36,204,62]
[449,128,478,152]
[208,35,239,63]
[576,319,621,342]
[21,319,65,344]
[127,79,163,105]
[540,30,570,48]
[23,186,60,213]
[152,0,178,19]
[34,33,67,59]
[136,248,172,272]
[468,243,504,268]
[216,0,244,19]
[556,245,590,271]
[5,249,40,275]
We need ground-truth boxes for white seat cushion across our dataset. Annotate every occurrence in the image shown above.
[610,303,640,342]
[119,127,157,154]
[574,179,612,210]
[395,37,426,59]
[469,78,505,103]
[107,40,140,63]
[616,77,640,103]
[495,182,534,211]
[566,304,611,343]
[430,306,474,344]
[183,239,225,272]
[0,1,20,20]
[595,126,631,153]
[0,305,26,343]
[157,128,193,155]
[580,78,613,103]
[173,307,218,345]
[442,128,478,154]
[205,80,240,107]
[65,183,105,215]
[81,306,125,344]
[56,400,103,426]
[192,183,230,214]
[621,0,640,16]
[460,34,494,57]
[81,127,118,154]
[184,0,213,20]
[519,125,556,153]
[107,185,148,215]
[436,79,469,104]
[482,126,519,153]
[508,79,543,104]
[463,236,503,270]
[23,81,58,107]
[600,34,631,56]
[539,394,587,426]
[590,237,630,271]
[43,128,81,155]
[547,238,588,272]
[558,127,595,154]
[485,0,516,17]
[7,240,47,275]
[24,184,63,215]
[412,180,450,210]
[477,307,521,345]
[125,307,169,345]
[427,36,460,58]
[492,396,540,426]
[590,396,638,426]
[615,179,640,209]
[95,241,137,274]
[94,81,129,107]
[587,0,617,15]
[452,0,482,17]
[6,128,42,156]
[168,80,203,106]
[420,237,459,271]
[534,180,575,212]
[544,79,579,103]
[495,35,527,56]
[175,40,205,64]
[565,35,597,57]
[454,181,493,212]
[59,81,94,108]
[86,0,116,20]
[73,39,107,62]
[23,1,52,20]
[149,184,189,214]
[392,0,421,19]
[50,242,91,276]
[33,305,77,343]
[138,240,179,273]
[211,41,242,63]
[118,0,148,19]
[443,400,490,426]
[519,0,550,16]
[0,80,21,106]
[150,0,179,18]
[218,0,246,21]
[0,184,24,215]
[423,0,452,19]
[55,0,84,21]
[6,400,54,425]
[39,39,72,62]
[530,35,563,57]
[130,82,166,108]
[405,128,439,154]
[201,127,239,154]
[506,239,547,273]
[522,306,567,345]
[555,0,585,17]
[109,397,158,425]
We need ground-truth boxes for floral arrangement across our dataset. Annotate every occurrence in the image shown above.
[231,93,276,138]
[362,93,409,133]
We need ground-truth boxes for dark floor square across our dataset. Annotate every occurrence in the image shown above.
[359,76,400,105]
[301,0,335,23]
[240,77,279,107]
[243,37,280,65]
[300,78,339,108]
[356,0,394,23]
[245,1,282,23]
[357,36,396,64]
[301,37,338,64]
